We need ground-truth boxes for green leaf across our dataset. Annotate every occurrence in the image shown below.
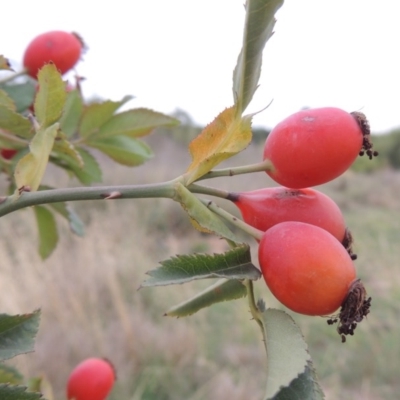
[0,384,43,400]
[175,182,237,241]
[95,108,179,139]
[165,279,247,317]
[59,89,84,138]
[185,107,252,184]
[260,309,324,400]
[0,82,36,113]
[0,89,16,111]
[34,64,66,128]
[14,123,59,192]
[48,202,85,237]
[79,96,133,138]
[52,147,102,185]
[233,0,283,114]
[87,135,153,166]
[0,310,40,361]
[141,244,260,287]
[0,105,32,139]
[270,361,325,400]
[34,206,58,259]
[53,132,84,168]
[0,365,23,385]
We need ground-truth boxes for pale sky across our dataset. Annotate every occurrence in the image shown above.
[2,1,400,133]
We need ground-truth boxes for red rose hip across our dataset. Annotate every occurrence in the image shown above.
[23,31,83,79]
[263,107,374,188]
[66,357,115,400]
[232,186,346,242]
[258,221,356,316]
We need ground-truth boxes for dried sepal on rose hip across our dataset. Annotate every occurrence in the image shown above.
[327,279,371,343]
[258,221,357,316]
[263,107,378,188]
[351,111,379,160]
[342,228,357,260]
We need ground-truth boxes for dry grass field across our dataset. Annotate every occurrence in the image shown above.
[0,134,399,399]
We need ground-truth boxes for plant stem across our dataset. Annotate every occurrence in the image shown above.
[0,179,178,218]
[201,198,263,240]
[0,68,28,84]
[196,159,273,181]
[244,279,263,329]
[188,183,230,199]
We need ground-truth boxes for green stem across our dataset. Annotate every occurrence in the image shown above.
[244,279,263,329]
[201,198,263,240]
[188,183,230,199]
[0,68,28,84]
[0,179,178,218]
[196,159,273,181]
[0,129,29,146]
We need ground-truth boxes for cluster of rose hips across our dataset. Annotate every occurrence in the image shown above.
[1,31,83,160]
[231,107,375,341]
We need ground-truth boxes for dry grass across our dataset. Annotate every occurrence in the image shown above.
[0,136,399,399]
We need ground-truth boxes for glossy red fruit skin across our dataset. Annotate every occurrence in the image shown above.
[23,31,82,79]
[258,221,356,316]
[263,107,363,188]
[233,187,346,242]
[0,148,17,160]
[66,358,115,400]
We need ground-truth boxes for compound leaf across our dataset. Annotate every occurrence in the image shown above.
[0,364,23,385]
[88,135,153,166]
[0,384,43,400]
[59,89,84,138]
[0,89,16,111]
[79,96,133,138]
[34,64,66,128]
[165,279,247,317]
[14,123,59,192]
[53,132,84,168]
[185,107,252,184]
[48,201,85,237]
[141,244,260,287]
[0,310,40,362]
[260,309,324,400]
[53,147,102,185]
[0,82,36,113]
[175,182,237,241]
[0,105,32,139]
[95,108,179,139]
[233,0,283,114]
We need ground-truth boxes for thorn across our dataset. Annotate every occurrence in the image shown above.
[18,185,31,194]
[0,196,7,204]
[101,191,122,200]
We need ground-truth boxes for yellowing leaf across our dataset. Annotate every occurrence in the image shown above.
[175,182,237,241]
[0,89,16,111]
[0,55,12,71]
[14,123,59,192]
[185,106,252,184]
[53,132,84,168]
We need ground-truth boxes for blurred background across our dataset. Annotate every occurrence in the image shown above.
[1,1,400,399]
[2,0,400,133]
